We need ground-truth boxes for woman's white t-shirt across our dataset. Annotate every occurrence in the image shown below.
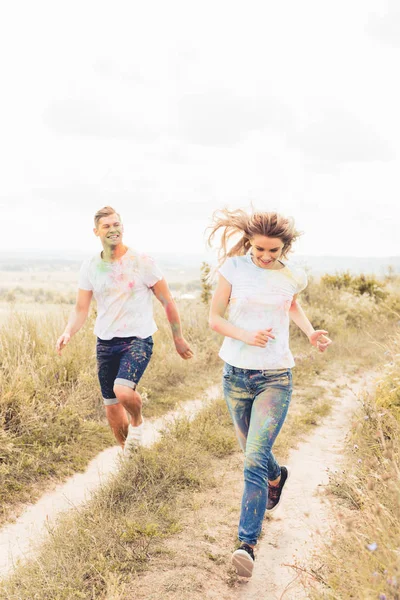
[218,254,307,370]
[78,248,163,340]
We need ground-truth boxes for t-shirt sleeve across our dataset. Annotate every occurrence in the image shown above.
[78,260,93,291]
[218,257,236,284]
[139,254,164,288]
[296,268,308,294]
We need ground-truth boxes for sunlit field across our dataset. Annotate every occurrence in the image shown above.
[0,266,399,599]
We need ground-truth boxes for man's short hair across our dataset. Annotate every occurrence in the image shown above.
[94,206,121,228]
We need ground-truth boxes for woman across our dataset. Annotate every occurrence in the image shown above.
[208,208,332,577]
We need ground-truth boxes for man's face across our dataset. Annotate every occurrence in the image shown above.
[94,213,124,247]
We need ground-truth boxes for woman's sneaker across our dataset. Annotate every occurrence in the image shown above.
[231,543,255,577]
[266,465,290,512]
[123,421,144,457]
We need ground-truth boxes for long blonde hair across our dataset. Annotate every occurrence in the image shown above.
[207,208,301,265]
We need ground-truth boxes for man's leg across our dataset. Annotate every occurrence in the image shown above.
[113,336,153,453]
[113,384,143,426]
[97,340,127,447]
[105,402,129,446]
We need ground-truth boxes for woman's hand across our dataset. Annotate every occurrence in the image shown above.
[241,328,275,347]
[308,330,332,352]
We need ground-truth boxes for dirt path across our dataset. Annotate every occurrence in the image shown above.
[123,370,376,600]
[0,385,219,578]
[236,372,370,600]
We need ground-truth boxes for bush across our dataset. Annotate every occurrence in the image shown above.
[321,271,388,302]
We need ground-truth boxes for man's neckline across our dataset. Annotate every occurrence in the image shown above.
[100,245,130,263]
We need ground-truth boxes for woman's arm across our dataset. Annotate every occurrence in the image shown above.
[209,274,275,347]
[289,294,332,352]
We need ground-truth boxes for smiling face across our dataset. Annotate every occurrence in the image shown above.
[94,213,124,248]
[249,235,285,269]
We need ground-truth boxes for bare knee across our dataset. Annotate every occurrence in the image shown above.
[113,384,141,408]
[105,402,125,424]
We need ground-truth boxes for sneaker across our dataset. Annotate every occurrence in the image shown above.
[266,465,290,512]
[231,543,255,577]
[123,420,144,457]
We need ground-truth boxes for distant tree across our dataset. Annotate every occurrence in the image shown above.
[384,264,396,283]
[200,262,213,305]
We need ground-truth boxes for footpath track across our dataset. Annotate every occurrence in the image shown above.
[238,372,376,600]
[0,385,220,578]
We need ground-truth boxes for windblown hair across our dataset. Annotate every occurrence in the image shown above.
[207,208,301,265]
[94,206,121,228]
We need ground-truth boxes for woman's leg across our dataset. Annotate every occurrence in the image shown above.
[238,370,292,546]
[223,364,284,493]
[223,373,252,453]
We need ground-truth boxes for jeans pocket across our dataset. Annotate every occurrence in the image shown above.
[223,364,234,380]
[262,369,291,387]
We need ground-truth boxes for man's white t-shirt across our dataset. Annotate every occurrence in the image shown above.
[218,253,308,370]
[78,248,163,340]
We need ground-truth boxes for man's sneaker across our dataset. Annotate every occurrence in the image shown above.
[231,543,255,577]
[123,421,144,457]
[266,465,290,512]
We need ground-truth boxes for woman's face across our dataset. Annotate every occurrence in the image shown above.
[250,235,285,269]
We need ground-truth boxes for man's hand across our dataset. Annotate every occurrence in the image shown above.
[56,332,71,356]
[241,328,275,347]
[308,330,332,353]
[174,336,194,360]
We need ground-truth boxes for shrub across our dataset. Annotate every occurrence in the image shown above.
[321,271,388,302]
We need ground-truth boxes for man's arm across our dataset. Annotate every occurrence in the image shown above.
[151,278,193,360]
[56,289,93,355]
[289,294,332,352]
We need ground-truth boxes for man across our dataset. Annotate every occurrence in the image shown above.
[56,206,193,455]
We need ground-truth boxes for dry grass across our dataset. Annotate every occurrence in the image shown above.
[0,399,237,600]
[1,273,400,598]
[1,273,399,525]
[0,300,221,525]
[0,378,350,600]
[308,342,400,600]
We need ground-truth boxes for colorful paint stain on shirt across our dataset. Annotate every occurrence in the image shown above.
[78,247,163,340]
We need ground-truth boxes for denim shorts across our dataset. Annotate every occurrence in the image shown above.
[96,335,153,405]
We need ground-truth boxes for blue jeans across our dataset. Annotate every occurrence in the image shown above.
[222,363,293,546]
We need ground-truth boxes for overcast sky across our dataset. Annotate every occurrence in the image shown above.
[1,0,399,258]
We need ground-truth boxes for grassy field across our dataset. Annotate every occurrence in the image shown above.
[0,299,222,525]
[0,271,399,598]
[308,341,400,600]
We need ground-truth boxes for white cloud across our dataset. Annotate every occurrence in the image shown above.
[0,0,399,258]
[366,1,400,47]
[290,107,394,164]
